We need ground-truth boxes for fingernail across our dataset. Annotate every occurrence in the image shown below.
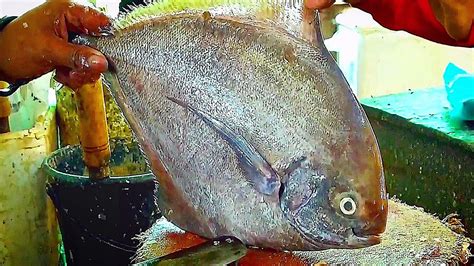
[98,25,114,36]
[88,55,102,67]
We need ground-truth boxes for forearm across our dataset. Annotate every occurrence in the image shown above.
[350,0,474,47]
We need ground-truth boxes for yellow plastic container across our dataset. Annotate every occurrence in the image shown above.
[0,76,59,266]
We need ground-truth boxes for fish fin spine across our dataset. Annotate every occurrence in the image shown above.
[167,96,282,198]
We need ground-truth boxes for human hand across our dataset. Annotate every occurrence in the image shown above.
[304,0,360,9]
[305,0,473,42]
[304,0,336,9]
[428,0,474,41]
[0,0,111,90]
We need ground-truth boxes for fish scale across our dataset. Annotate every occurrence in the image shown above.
[85,0,388,251]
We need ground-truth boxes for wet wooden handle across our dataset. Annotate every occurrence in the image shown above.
[0,82,11,133]
[75,79,111,179]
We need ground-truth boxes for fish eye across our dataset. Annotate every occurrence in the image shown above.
[339,197,357,215]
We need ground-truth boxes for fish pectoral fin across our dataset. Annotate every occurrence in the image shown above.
[167,97,281,198]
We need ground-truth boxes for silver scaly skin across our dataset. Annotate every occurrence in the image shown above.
[86,1,388,251]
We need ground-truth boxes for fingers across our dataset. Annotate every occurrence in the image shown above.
[64,3,112,36]
[0,0,110,86]
[304,0,336,9]
[428,0,444,22]
[55,66,102,89]
[49,39,108,72]
[49,40,108,89]
[429,0,473,41]
[49,1,110,88]
[439,0,473,41]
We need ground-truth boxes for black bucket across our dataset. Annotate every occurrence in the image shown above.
[43,139,160,266]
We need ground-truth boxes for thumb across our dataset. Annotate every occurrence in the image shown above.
[48,39,108,75]
[48,40,108,89]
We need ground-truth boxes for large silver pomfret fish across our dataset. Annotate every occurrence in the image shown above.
[80,0,388,251]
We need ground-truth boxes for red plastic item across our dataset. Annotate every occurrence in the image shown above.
[353,0,474,47]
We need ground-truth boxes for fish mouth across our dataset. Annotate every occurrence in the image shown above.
[347,228,381,247]
[291,216,381,250]
[294,225,381,250]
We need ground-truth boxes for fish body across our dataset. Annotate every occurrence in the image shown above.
[87,0,388,251]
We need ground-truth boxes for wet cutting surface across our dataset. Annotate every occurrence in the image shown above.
[135,199,472,265]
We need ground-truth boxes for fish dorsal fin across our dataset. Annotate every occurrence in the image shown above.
[113,0,320,42]
[167,97,282,199]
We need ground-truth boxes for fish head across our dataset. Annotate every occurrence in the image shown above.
[280,149,388,249]
[278,15,388,247]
